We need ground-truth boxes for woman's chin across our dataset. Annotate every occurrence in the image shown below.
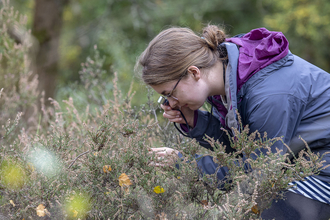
[182,103,203,111]
[189,105,202,111]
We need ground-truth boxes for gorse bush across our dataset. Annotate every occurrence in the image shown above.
[0,1,326,219]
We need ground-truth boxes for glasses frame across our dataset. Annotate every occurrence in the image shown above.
[163,74,185,101]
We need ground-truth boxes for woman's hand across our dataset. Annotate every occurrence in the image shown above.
[161,104,195,128]
[149,147,179,167]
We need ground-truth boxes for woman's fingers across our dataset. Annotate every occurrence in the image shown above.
[163,110,181,119]
[149,158,175,167]
[162,106,180,117]
[149,161,166,167]
[148,147,179,167]
[150,147,169,152]
[150,147,179,155]
[160,104,195,126]
[161,104,185,123]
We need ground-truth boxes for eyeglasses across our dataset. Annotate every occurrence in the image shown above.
[163,75,183,101]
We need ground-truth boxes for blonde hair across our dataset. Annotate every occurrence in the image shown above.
[135,25,227,85]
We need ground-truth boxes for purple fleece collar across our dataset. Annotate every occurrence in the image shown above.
[226,28,289,91]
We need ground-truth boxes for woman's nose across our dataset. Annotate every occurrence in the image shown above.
[168,98,179,109]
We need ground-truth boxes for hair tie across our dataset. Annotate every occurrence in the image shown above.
[201,37,205,40]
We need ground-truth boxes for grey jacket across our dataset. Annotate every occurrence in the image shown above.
[184,35,330,183]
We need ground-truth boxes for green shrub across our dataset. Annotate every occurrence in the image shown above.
[0,1,325,219]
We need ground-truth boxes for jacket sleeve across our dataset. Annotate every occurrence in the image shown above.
[176,110,234,186]
[179,94,305,185]
[183,109,232,152]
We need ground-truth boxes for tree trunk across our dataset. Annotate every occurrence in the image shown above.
[32,0,69,103]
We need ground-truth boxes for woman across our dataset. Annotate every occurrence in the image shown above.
[136,25,330,219]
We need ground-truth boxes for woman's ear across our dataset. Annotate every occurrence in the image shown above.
[187,66,201,81]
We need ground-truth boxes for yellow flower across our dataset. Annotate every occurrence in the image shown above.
[118,173,132,187]
[153,186,165,194]
[36,204,50,217]
[72,210,78,217]
[102,165,112,173]
[9,200,15,207]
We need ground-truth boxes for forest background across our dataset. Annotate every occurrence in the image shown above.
[9,0,330,106]
[1,0,330,219]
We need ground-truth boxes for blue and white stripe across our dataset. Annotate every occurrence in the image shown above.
[288,176,330,205]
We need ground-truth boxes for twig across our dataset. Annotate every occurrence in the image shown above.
[152,108,163,130]
[67,150,90,169]
[201,209,208,219]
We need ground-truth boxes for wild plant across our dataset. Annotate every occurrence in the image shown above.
[0,1,326,219]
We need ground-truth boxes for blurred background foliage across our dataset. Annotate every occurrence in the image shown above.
[8,0,330,108]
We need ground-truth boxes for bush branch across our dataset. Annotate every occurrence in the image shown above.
[67,150,90,169]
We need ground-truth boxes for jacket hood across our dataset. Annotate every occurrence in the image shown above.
[213,28,289,132]
[226,28,289,91]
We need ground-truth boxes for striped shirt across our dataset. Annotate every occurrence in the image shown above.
[288,176,330,205]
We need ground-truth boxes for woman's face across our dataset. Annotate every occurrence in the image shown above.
[150,66,215,111]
